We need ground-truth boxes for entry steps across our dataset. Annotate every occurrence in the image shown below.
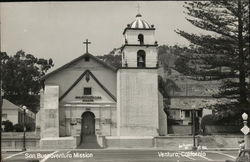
[77,135,102,149]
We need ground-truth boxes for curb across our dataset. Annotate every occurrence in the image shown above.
[2,149,23,152]
[2,148,239,152]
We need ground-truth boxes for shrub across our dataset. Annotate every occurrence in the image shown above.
[2,120,13,132]
[26,123,35,131]
[201,114,242,127]
[201,115,218,127]
[13,123,24,132]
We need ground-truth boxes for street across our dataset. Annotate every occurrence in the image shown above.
[2,149,239,162]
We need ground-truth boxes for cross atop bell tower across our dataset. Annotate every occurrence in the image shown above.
[83,39,91,53]
[136,4,140,15]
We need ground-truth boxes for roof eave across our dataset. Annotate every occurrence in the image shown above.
[40,53,117,81]
[121,44,158,51]
[123,27,156,35]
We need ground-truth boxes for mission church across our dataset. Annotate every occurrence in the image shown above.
[37,13,167,148]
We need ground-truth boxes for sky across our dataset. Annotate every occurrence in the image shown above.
[0,1,206,70]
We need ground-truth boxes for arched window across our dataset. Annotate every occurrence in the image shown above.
[137,50,146,68]
[138,34,144,45]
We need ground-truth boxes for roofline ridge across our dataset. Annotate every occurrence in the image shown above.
[40,53,116,81]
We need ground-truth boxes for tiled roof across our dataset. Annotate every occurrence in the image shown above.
[130,14,151,29]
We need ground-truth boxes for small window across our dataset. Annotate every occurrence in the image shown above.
[85,56,90,62]
[84,87,92,95]
[185,110,190,118]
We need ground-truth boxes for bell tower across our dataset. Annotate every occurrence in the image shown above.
[121,14,158,68]
[117,14,159,136]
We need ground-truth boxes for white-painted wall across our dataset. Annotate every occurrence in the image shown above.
[124,30,155,44]
[61,106,117,137]
[2,110,18,125]
[122,46,157,67]
[45,57,117,98]
[158,92,168,136]
[117,69,159,136]
[40,85,59,138]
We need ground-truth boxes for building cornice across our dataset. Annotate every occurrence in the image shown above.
[116,67,158,72]
[123,27,155,35]
[121,44,158,51]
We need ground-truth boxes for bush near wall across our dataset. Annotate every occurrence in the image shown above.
[2,120,13,132]
[13,124,23,132]
[27,123,35,131]
[3,122,35,132]
[204,125,241,134]
[201,115,242,135]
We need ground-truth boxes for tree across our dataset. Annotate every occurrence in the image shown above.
[97,48,122,68]
[158,45,196,75]
[176,0,250,119]
[158,45,178,72]
[0,50,54,112]
[2,120,13,132]
[158,75,181,117]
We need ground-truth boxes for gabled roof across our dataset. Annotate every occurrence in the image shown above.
[41,53,116,81]
[2,99,20,110]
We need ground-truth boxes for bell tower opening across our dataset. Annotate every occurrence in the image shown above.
[137,50,146,68]
[138,34,144,45]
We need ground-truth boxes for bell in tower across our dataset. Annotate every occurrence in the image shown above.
[137,50,146,67]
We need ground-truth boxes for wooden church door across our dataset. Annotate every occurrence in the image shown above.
[81,111,95,136]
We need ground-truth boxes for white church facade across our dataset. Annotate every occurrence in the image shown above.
[37,14,167,148]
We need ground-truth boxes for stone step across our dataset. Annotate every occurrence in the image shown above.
[77,135,102,149]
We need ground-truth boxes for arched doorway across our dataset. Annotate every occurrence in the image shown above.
[78,111,101,148]
[81,111,95,136]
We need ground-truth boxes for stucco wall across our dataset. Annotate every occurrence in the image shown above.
[44,57,117,99]
[40,85,59,138]
[117,69,159,136]
[43,56,117,138]
[60,106,117,137]
[197,135,243,148]
[61,71,115,103]
[158,92,168,136]
[2,109,18,125]
[1,132,40,150]
[124,30,155,45]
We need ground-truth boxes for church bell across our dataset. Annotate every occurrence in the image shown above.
[138,56,144,63]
